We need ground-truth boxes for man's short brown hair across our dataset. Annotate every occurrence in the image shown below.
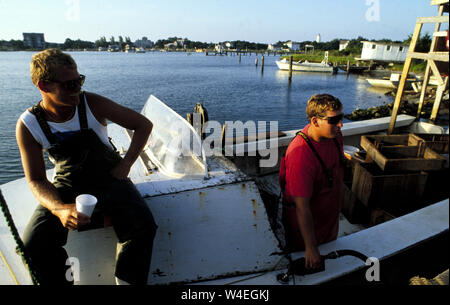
[306,94,343,121]
[30,48,77,86]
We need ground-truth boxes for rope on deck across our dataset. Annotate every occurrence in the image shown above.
[409,269,449,285]
[0,248,19,285]
[0,189,40,285]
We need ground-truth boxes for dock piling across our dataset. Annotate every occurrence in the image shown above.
[221,124,227,153]
[288,56,293,82]
[261,55,264,73]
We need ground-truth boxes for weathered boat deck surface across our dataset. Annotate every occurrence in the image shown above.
[193,199,449,285]
[1,114,447,285]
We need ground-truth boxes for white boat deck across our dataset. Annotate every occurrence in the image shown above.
[195,199,449,285]
[0,111,447,285]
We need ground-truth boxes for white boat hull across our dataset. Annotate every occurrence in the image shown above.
[366,78,398,89]
[366,73,414,89]
[0,94,448,285]
[276,60,335,73]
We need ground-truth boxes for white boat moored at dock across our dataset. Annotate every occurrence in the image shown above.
[276,52,337,73]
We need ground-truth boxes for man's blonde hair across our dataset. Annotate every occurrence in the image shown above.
[30,49,77,86]
[306,94,342,121]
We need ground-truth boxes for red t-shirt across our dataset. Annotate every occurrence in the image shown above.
[282,124,343,251]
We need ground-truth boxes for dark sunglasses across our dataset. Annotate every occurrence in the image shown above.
[47,74,85,91]
[319,113,343,125]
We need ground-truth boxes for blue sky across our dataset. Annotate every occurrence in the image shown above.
[0,0,439,43]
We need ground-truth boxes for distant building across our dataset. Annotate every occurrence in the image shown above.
[107,44,120,52]
[215,44,225,53]
[23,33,45,49]
[284,41,300,51]
[164,42,177,49]
[165,38,186,49]
[175,38,186,48]
[359,41,409,62]
[305,44,314,53]
[134,37,154,48]
[316,34,321,43]
[267,44,281,51]
[339,40,349,51]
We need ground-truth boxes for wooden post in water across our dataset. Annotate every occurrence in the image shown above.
[255,56,258,67]
[186,113,192,125]
[261,55,265,73]
[221,124,227,154]
[239,54,241,63]
[346,60,350,74]
[288,56,293,82]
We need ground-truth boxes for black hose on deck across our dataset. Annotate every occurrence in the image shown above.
[277,249,370,284]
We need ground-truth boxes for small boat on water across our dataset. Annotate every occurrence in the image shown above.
[276,51,337,73]
[135,47,146,53]
[366,73,421,90]
[338,65,369,74]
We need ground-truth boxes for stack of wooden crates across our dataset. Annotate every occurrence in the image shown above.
[342,133,448,226]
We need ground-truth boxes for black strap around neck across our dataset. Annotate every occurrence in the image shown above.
[31,103,57,145]
[30,92,88,145]
[77,92,88,130]
[297,131,342,187]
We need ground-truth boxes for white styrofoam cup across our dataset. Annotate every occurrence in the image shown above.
[75,194,97,218]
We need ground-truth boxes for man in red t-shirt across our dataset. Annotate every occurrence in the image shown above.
[281,94,344,270]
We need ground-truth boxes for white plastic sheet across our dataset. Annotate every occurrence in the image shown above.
[141,95,206,178]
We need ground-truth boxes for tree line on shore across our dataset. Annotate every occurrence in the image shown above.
[0,34,431,53]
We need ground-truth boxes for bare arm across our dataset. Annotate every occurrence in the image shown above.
[86,92,153,179]
[293,196,322,269]
[16,120,89,230]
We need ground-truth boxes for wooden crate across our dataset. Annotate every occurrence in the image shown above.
[410,133,449,154]
[342,182,369,224]
[351,162,428,211]
[360,134,446,172]
[342,150,374,185]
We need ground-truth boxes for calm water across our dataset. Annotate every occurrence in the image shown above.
[0,51,393,184]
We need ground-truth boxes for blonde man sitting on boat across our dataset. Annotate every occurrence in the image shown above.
[16,49,157,285]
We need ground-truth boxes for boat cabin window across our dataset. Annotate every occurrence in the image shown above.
[372,44,376,49]
[386,45,391,51]
[140,95,207,178]
[399,46,404,52]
